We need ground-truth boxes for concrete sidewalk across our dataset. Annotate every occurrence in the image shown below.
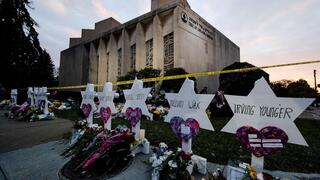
[0,140,69,180]
[0,140,152,180]
[1,140,320,180]
[0,111,73,153]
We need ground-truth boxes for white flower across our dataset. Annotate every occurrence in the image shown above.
[79,130,85,136]
[152,159,163,167]
[159,142,168,148]
[164,151,173,156]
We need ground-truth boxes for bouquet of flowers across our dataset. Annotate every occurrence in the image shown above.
[62,124,103,157]
[0,100,10,110]
[82,128,135,169]
[6,101,31,119]
[241,163,258,180]
[240,163,281,180]
[73,119,87,129]
[148,144,198,180]
[149,142,173,168]
[149,106,169,121]
[60,125,135,179]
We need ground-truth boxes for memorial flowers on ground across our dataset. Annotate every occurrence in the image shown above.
[149,105,169,121]
[148,143,199,180]
[149,142,172,168]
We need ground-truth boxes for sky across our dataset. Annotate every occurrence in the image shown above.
[29,0,320,87]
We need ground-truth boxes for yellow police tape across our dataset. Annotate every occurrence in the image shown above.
[48,60,320,90]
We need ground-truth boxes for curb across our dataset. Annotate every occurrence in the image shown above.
[0,165,8,180]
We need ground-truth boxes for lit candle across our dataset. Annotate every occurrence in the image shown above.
[140,129,145,139]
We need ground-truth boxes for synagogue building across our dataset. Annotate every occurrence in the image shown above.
[59,0,240,92]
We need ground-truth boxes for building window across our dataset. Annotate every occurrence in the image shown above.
[106,52,109,79]
[164,33,174,70]
[146,39,153,68]
[131,44,136,71]
[117,48,122,76]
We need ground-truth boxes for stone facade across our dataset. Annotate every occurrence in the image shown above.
[59,0,240,92]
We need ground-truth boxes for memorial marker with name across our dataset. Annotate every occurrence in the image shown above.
[34,87,40,108]
[81,84,96,127]
[36,87,49,114]
[221,77,315,178]
[97,82,117,130]
[165,78,214,154]
[122,78,151,139]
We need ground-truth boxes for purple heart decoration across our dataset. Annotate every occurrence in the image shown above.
[125,107,142,127]
[81,104,92,118]
[236,126,288,157]
[100,107,112,124]
[170,116,200,142]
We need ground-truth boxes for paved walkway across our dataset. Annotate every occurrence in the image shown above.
[1,140,320,180]
[0,111,73,153]
[0,141,69,180]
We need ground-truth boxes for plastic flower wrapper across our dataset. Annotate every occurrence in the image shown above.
[82,131,135,169]
[149,153,157,163]
[152,156,166,167]
[69,129,85,147]
[207,168,225,180]
[228,161,281,180]
[115,124,129,133]
[62,125,103,157]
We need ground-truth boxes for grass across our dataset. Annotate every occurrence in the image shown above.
[55,109,84,121]
[56,109,320,173]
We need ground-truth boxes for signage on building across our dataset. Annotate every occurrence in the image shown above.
[179,10,214,40]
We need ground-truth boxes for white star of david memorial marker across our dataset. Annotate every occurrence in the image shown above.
[37,87,49,114]
[97,82,117,130]
[221,77,315,177]
[165,78,214,153]
[36,87,46,110]
[34,87,40,108]
[122,78,151,139]
[10,89,18,105]
[27,87,34,107]
[81,84,96,127]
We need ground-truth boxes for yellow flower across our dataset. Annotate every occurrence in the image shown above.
[243,163,257,179]
[153,110,161,115]
[249,171,257,180]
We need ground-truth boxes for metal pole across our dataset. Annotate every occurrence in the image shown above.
[314,70,317,91]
